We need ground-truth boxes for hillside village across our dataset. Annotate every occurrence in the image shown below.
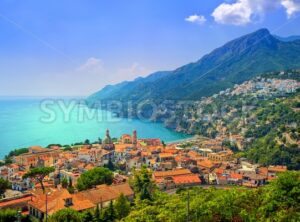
[0,71,299,221]
[0,128,289,220]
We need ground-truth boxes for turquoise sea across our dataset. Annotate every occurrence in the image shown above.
[0,97,190,158]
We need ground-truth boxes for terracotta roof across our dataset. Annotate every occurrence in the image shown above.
[172,174,201,185]
[159,153,174,158]
[197,160,215,169]
[258,167,268,176]
[268,165,287,173]
[28,189,95,215]
[244,173,267,180]
[76,183,133,204]
[229,172,243,180]
[187,151,199,159]
[115,144,131,152]
[214,168,224,174]
[0,196,32,208]
[153,169,192,178]
[7,164,19,169]
[162,149,178,154]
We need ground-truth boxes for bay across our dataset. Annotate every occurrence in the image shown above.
[0,97,190,158]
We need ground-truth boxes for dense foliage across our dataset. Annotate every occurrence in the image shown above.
[0,178,11,195]
[48,208,83,222]
[76,167,113,191]
[124,171,300,222]
[43,171,300,222]
[245,92,300,169]
[131,165,156,201]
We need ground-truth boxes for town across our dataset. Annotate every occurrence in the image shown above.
[0,129,288,221]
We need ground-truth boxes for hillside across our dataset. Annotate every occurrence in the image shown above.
[166,70,300,169]
[89,28,300,102]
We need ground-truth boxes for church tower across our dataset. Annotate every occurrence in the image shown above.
[132,130,137,147]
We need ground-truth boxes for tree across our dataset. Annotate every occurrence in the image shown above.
[0,178,11,195]
[23,166,55,193]
[67,177,75,194]
[82,210,94,222]
[259,171,300,221]
[114,193,130,219]
[93,205,101,222]
[0,208,17,221]
[4,155,12,164]
[132,165,155,200]
[48,208,82,222]
[104,159,115,171]
[76,167,113,191]
[61,177,68,188]
[102,200,116,222]
[84,139,90,145]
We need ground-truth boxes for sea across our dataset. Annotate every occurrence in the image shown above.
[0,97,190,158]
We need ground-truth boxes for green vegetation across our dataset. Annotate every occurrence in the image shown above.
[124,171,300,222]
[23,166,55,193]
[0,178,11,196]
[1,147,29,165]
[48,208,83,222]
[89,29,300,103]
[245,92,300,169]
[46,144,62,148]
[0,209,30,222]
[7,148,29,157]
[76,167,113,191]
[45,171,300,222]
[131,165,155,201]
[0,209,19,222]
[114,193,131,219]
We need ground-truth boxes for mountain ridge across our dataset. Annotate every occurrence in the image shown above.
[88,28,300,102]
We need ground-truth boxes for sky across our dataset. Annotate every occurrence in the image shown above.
[0,0,300,96]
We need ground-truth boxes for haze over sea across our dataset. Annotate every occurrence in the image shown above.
[0,97,189,158]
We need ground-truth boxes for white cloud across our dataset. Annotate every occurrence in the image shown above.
[185,15,207,25]
[281,0,300,18]
[211,1,253,25]
[77,57,103,73]
[211,0,299,25]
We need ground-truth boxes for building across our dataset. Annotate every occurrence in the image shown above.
[14,146,61,170]
[28,188,95,220]
[153,169,201,190]
[75,183,134,208]
[28,182,134,220]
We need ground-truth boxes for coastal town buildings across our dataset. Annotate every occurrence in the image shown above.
[0,129,290,218]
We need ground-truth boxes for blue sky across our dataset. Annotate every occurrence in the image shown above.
[0,0,299,96]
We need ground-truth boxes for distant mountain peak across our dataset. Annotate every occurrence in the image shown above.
[88,28,300,102]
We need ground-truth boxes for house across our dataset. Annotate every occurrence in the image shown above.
[153,169,200,190]
[197,159,218,173]
[268,165,287,175]
[75,183,134,208]
[28,188,95,220]
[207,150,233,161]
[0,194,32,213]
[14,146,61,170]
[227,172,243,185]
[242,173,267,187]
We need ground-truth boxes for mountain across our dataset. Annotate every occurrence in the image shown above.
[274,35,300,42]
[88,29,300,102]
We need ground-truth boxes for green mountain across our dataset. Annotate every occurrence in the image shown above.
[89,28,300,102]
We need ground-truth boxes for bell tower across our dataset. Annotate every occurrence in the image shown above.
[132,130,137,147]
